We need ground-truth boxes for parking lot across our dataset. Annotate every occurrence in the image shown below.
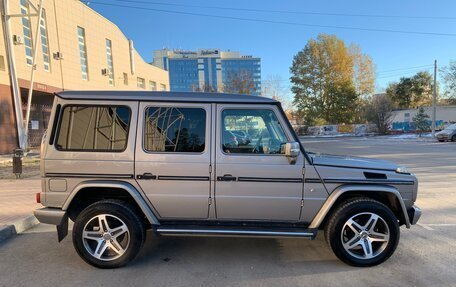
[0,137,455,287]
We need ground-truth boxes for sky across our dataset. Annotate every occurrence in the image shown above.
[85,0,456,97]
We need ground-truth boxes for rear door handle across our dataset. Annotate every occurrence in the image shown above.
[217,174,237,181]
[137,173,157,180]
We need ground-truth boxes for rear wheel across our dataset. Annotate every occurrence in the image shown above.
[452,135,456,142]
[72,199,145,268]
[324,198,400,267]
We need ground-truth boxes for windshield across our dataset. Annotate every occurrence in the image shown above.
[443,124,456,131]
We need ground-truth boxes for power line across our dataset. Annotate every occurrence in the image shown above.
[84,2,456,37]
[377,64,434,74]
[377,68,433,79]
[102,0,456,20]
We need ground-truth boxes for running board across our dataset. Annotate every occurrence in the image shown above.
[156,226,317,239]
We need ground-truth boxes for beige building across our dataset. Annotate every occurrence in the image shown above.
[0,0,169,153]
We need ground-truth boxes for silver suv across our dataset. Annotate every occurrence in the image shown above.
[34,91,421,268]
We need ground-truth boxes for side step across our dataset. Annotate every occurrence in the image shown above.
[156,225,317,239]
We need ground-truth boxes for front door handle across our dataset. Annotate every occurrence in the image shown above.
[137,173,157,180]
[217,174,237,181]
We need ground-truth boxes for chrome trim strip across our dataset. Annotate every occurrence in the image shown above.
[156,228,315,238]
[322,178,414,185]
[45,173,133,179]
[313,163,396,172]
[237,177,303,183]
[157,175,210,181]
[305,178,322,183]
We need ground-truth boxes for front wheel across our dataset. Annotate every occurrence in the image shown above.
[452,135,456,142]
[324,198,400,267]
[72,199,146,268]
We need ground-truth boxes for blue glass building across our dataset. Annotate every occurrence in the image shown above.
[152,49,261,96]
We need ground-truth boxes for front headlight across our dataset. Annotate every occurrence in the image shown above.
[396,166,411,175]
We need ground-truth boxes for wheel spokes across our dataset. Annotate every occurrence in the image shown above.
[370,231,389,242]
[341,212,391,260]
[82,214,130,261]
[83,230,103,241]
[109,239,125,255]
[347,219,363,234]
[98,215,110,232]
[365,214,379,232]
[111,225,128,238]
[361,239,374,259]
[93,240,108,259]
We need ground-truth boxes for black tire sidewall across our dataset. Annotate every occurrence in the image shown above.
[72,201,145,269]
[328,201,400,267]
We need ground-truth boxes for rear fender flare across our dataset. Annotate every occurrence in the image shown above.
[62,180,160,225]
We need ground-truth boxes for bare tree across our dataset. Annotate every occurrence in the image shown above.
[262,75,292,110]
[224,70,255,95]
[364,94,394,134]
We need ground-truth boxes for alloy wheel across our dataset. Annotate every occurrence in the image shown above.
[82,214,130,261]
[341,212,390,260]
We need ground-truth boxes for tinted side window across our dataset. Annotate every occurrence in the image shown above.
[222,109,288,154]
[144,107,206,153]
[56,106,131,151]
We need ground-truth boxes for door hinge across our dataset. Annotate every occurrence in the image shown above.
[209,164,212,174]
[302,167,306,175]
[208,197,212,205]
[301,199,304,207]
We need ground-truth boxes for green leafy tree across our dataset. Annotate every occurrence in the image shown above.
[386,71,435,108]
[413,107,430,136]
[290,34,374,125]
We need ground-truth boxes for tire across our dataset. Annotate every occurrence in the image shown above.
[324,198,400,267]
[452,135,456,142]
[438,139,444,142]
[72,199,146,268]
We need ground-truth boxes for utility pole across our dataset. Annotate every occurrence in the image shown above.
[2,0,25,150]
[23,0,44,151]
[432,60,437,138]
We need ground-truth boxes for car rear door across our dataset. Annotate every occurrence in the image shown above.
[214,104,304,221]
[135,102,212,219]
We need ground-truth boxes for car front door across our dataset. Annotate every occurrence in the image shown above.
[135,102,211,219]
[215,104,304,221]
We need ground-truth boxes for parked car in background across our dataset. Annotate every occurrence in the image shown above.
[34,91,421,269]
[436,124,456,142]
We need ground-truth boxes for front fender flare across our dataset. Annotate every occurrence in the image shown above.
[308,184,411,229]
[62,180,160,225]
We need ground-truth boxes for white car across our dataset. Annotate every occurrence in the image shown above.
[436,124,456,142]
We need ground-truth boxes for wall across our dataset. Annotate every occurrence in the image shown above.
[0,0,169,153]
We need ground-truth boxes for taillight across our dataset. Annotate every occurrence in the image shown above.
[36,192,41,203]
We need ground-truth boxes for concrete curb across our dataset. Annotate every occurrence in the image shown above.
[0,215,39,243]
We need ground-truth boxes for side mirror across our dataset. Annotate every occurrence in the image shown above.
[282,142,300,164]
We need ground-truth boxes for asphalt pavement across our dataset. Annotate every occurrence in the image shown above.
[0,137,455,287]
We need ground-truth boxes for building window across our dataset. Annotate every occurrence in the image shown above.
[39,9,50,71]
[149,81,156,91]
[20,0,33,65]
[56,105,131,151]
[143,107,206,153]
[160,84,166,91]
[137,77,145,89]
[105,39,114,86]
[77,26,89,80]
[123,73,128,85]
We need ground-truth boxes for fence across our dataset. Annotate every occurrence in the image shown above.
[22,104,52,149]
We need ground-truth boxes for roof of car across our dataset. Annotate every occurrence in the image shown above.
[56,91,279,104]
